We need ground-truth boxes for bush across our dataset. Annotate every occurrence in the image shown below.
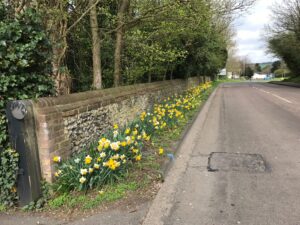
[53,82,213,193]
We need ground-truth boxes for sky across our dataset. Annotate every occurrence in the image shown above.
[233,0,282,63]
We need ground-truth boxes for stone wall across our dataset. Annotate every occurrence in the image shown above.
[23,77,208,182]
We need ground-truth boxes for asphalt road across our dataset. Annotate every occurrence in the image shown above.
[143,82,300,225]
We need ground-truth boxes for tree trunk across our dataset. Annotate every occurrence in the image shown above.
[148,73,152,83]
[113,0,130,87]
[163,64,168,80]
[53,29,70,95]
[89,0,102,89]
[42,0,71,95]
[163,70,167,81]
[49,19,70,95]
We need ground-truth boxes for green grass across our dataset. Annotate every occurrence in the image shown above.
[270,77,285,81]
[67,195,87,208]
[82,182,139,210]
[48,193,71,209]
[217,78,247,83]
[46,181,140,211]
[139,156,160,170]
[0,204,6,212]
[283,76,300,83]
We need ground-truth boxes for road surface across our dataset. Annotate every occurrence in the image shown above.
[143,82,300,225]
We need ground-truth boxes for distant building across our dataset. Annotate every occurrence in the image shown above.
[219,68,240,79]
[232,74,240,79]
[219,68,227,76]
[252,73,267,79]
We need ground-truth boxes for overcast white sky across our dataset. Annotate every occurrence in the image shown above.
[233,0,282,63]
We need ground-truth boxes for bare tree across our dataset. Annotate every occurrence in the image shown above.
[209,0,257,48]
[270,0,300,39]
[210,0,257,16]
[265,0,300,76]
[226,54,243,75]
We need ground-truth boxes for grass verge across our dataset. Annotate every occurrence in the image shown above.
[283,76,300,83]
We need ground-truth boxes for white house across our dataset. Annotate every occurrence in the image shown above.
[252,73,267,79]
[218,68,227,76]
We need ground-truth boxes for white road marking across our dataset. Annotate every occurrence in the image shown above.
[271,93,293,103]
[259,89,270,94]
[252,86,293,104]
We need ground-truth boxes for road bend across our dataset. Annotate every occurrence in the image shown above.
[143,82,300,225]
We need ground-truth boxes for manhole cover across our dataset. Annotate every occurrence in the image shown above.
[208,152,266,173]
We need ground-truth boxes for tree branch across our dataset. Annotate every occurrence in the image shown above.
[66,0,101,35]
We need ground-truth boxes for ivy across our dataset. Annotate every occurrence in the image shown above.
[0,148,19,206]
[0,3,54,206]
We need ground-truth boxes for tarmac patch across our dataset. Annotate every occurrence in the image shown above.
[207,152,266,173]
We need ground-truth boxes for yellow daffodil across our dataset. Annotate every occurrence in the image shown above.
[110,141,120,151]
[132,148,139,154]
[53,156,61,163]
[94,163,100,169]
[113,130,118,137]
[125,128,131,134]
[80,168,88,175]
[79,176,86,184]
[103,158,120,170]
[142,131,147,139]
[97,145,103,151]
[140,112,146,121]
[135,155,142,161]
[104,141,110,149]
[132,129,138,136]
[158,147,164,155]
[85,155,92,164]
[112,154,120,160]
[54,170,62,177]
[98,137,106,143]
[113,124,118,129]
